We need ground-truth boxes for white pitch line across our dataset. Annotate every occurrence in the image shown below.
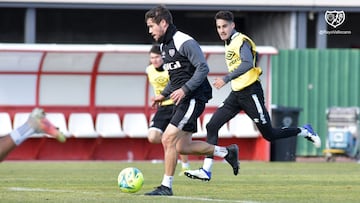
[168,195,261,203]
[9,187,261,203]
[7,187,92,194]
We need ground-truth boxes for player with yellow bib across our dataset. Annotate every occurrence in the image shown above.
[185,10,321,181]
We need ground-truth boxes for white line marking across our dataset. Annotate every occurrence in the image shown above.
[7,187,92,194]
[168,195,261,203]
[9,187,261,203]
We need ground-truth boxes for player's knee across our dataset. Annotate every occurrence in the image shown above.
[176,144,188,155]
[148,132,161,143]
[161,133,176,147]
[147,136,157,143]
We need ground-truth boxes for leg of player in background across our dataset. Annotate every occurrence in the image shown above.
[0,108,66,162]
[0,136,17,161]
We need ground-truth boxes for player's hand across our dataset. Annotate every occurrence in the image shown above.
[213,77,226,89]
[151,95,165,108]
[170,88,185,105]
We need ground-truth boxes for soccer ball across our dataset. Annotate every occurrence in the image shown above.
[117,167,144,193]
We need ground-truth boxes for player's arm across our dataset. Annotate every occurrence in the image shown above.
[161,81,172,98]
[179,39,209,94]
[150,79,172,107]
[222,41,253,83]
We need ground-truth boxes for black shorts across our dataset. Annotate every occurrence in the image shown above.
[170,98,205,133]
[149,104,175,133]
[221,81,270,125]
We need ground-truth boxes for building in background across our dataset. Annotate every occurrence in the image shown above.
[0,0,359,48]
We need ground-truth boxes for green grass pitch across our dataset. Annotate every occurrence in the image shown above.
[1,160,359,203]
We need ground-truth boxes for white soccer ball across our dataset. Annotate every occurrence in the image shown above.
[117,167,144,193]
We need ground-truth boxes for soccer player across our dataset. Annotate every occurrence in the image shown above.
[144,6,239,196]
[184,10,321,181]
[146,44,190,176]
[0,108,66,162]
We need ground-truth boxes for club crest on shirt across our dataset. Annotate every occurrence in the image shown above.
[169,49,175,57]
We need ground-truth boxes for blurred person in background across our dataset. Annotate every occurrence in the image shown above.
[0,108,66,162]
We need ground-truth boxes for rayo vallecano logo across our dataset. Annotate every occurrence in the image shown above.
[325,10,345,28]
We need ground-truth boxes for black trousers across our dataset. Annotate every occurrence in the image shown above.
[206,81,300,146]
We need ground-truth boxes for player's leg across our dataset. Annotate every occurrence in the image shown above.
[175,99,239,176]
[159,99,204,181]
[245,91,320,147]
[145,99,239,196]
[184,108,239,180]
[178,154,190,176]
[177,132,239,176]
[0,136,17,161]
[0,108,66,162]
[185,92,240,181]
[147,129,162,143]
[148,105,191,175]
[145,124,180,196]
[163,124,182,176]
[148,106,171,143]
[148,127,191,176]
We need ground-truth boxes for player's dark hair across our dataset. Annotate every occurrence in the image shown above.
[145,5,173,25]
[149,44,161,55]
[214,10,234,22]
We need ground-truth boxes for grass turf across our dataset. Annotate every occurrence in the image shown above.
[1,161,359,203]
